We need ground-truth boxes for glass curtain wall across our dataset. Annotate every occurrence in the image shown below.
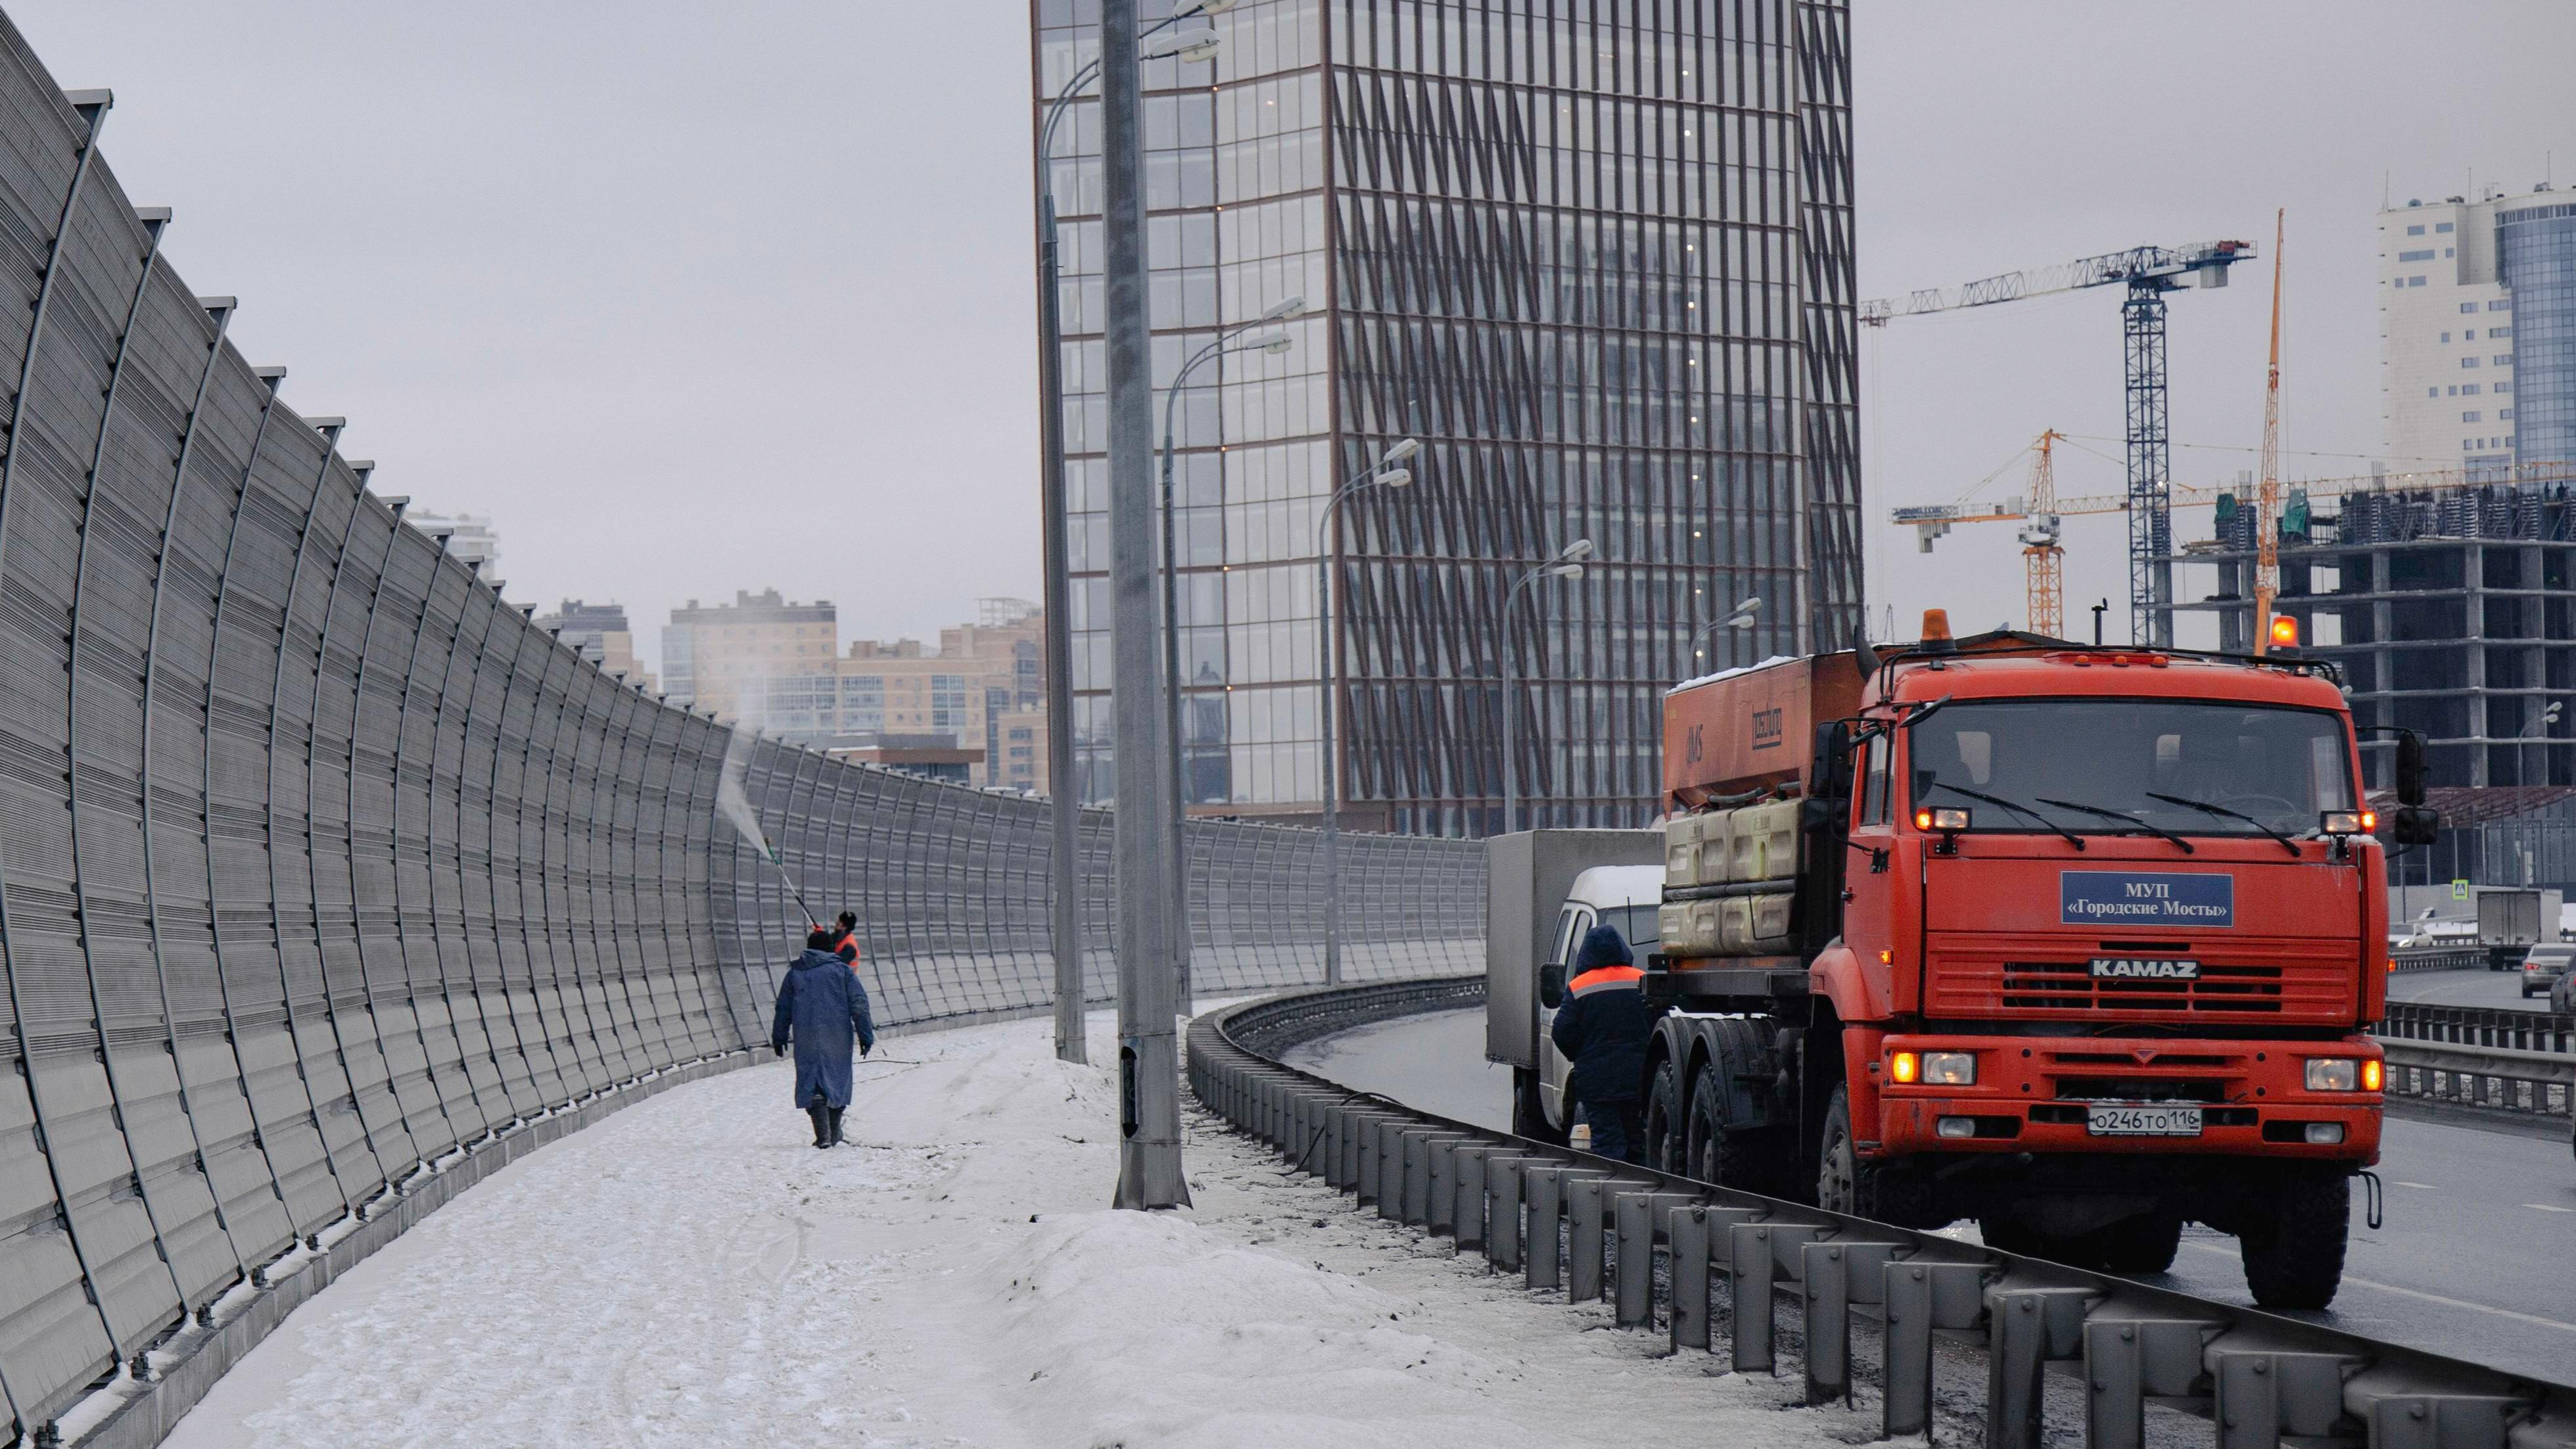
[1031,0,1860,831]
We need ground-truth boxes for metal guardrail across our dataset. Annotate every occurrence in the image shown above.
[1190,980,2576,1449]
[2392,947,2497,973]
[2382,1004,2575,1056]
[2381,1041,2576,1122]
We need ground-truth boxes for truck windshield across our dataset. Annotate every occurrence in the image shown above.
[1908,700,2354,840]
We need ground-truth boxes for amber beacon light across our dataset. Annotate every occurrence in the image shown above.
[2268,614,2299,649]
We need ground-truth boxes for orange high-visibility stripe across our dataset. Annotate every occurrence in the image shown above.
[1567,964,1644,994]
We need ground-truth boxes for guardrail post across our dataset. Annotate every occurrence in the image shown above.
[1486,1155,1545,1273]
[2209,1349,2362,1449]
[2339,1367,2530,1449]
[1803,1237,1900,1404]
[1521,1165,1607,1293]
[1884,1258,1993,1439]
[1566,1176,1649,1304]
[1729,1222,1821,1373]
[1449,1145,1494,1250]
[1666,1204,1760,1353]
[1983,1283,2098,1449]
[1400,1129,1469,1227]
[1609,1190,1697,1327]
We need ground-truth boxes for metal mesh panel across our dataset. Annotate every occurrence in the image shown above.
[0,18,1482,1435]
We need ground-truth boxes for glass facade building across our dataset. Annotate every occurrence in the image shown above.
[2502,200,2576,469]
[1033,0,1860,834]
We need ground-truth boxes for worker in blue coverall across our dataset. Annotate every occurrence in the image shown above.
[772,928,876,1148]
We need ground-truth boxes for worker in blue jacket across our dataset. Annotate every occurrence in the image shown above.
[772,928,876,1148]
[1549,925,1654,1162]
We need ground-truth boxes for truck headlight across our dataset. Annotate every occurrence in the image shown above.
[2304,1058,2359,1091]
[1921,1051,1977,1085]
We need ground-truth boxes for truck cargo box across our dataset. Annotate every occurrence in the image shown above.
[1662,652,1863,809]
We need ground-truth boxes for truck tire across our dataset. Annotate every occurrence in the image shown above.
[1687,1064,1771,1195]
[1512,1068,1564,1145]
[2237,1171,2350,1310]
[1644,1060,1685,1174]
[1818,1085,1938,1226]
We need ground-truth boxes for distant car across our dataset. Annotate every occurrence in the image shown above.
[2521,944,2576,999]
[2552,968,2574,1015]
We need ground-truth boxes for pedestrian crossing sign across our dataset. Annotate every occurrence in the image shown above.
[2451,878,2470,900]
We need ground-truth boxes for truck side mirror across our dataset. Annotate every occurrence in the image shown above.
[2395,730,2428,807]
[1810,721,1855,806]
[2391,806,2440,847]
[1539,964,1566,1009]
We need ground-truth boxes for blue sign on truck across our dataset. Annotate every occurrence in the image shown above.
[2059,871,2234,928]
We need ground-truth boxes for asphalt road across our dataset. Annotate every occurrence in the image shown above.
[1288,1008,2576,1386]
[2389,964,2564,1010]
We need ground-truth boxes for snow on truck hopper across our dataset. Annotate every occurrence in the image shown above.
[1487,614,2444,1309]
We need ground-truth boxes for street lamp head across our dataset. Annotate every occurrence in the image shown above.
[1558,537,1595,563]
[1142,30,1221,60]
[1259,294,1308,321]
[1381,437,1421,466]
[1724,594,1763,628]
[1376,467,1413,488]
[1549,563,1586,581]
[1252,330,1294,354]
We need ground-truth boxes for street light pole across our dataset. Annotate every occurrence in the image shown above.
[1158,311,1298,1016]
[1032,5,1227,1065]
[1499,539,1593,834]
[1101,0,1187,1210]
[1315,439,1418,984]
[1034,84,1087,1066]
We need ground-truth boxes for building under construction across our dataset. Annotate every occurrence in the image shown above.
[2165,476,2576,790]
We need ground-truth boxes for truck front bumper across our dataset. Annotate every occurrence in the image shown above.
[1867,1031,2382,1163]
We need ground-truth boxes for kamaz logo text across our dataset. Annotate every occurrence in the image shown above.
[1750,706,1784,751]
[2088,958,2200,980]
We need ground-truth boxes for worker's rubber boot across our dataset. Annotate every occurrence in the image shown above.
[808,1105,830,1149]
[828,1108,845,1147]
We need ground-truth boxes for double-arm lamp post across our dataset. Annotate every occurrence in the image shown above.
[1159,303,1301,1013]
[1315,439,1419,983]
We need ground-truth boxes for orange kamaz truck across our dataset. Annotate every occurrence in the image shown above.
[1522,615,2441,1308]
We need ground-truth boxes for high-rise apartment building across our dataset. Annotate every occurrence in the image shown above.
[661,589,839,730]
[534,599,655,693]
[2379,184,2576,476]
[665,592,1049,790]
[1033,0,1860,834]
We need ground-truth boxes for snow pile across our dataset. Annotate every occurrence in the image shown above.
[161,1011,1852,1449]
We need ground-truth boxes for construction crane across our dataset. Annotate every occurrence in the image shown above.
[2253,210,2287,654]
[1893,430,2066,635]
[1863,239,2257,647]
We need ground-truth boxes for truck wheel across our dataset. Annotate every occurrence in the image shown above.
[1687,1066,1762,1193]
[2237,1172,2350,1310]
[2089,1212,2184,1275]
[1511,1068,1564,1145]
[1816,1084,1863,1215]
[1644,1060,1685,1174]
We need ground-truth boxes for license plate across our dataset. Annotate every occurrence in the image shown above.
[2085,1103,2203,1137]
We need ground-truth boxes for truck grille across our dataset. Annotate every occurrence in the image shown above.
[1999,961,2285,1012]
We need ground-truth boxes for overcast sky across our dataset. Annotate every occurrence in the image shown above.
[12,2,2573,667]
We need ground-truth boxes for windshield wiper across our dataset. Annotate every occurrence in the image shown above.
[2146,791,2301,857]
[1927,781,2086,851]
[2037,797,2197,854]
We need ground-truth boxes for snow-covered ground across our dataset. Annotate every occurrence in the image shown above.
[159,1009,1867,1449]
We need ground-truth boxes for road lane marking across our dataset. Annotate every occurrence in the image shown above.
[2525,1204,2575,1214]
[2182,1243,2576,1333]
[2393,1181,2439,1189]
